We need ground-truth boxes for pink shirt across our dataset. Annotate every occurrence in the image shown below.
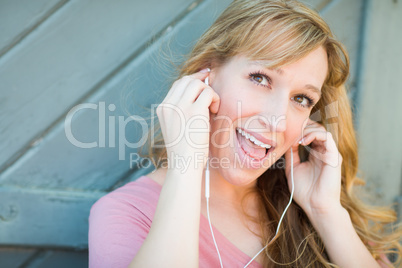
[88,175,263,268]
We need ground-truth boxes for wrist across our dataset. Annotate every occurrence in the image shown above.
[307,205,350,233]
[166,163,204,178]
[166,151,208,172]
[306,205,380,267]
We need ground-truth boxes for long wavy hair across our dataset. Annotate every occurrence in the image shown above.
[141,0,402,266]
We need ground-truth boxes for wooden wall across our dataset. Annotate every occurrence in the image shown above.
[0,0,400,267]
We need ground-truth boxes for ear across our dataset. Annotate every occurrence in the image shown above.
[209,69,215,86]
[207,61,219,88]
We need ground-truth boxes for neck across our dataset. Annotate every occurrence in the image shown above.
[201,166,260,212]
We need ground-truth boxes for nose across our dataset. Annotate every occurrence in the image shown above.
[258,97,288,133]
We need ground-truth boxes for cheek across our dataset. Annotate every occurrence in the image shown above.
[285,115,309,139]
[214,87,251,119]
[221,89,262,120]
[209,92,238,145]
[210,89,256,147]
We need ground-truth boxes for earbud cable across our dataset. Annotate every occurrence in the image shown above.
[205,147,295,268]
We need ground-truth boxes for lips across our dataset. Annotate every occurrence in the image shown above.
[234,127,276,166]
[236,131,266,159]
[236,127,277,148]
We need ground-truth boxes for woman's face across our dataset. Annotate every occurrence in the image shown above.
[208,46,328,186]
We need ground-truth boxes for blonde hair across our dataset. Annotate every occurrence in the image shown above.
[142,0,402,266]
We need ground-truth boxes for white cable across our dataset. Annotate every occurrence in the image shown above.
[205,158,224,267]
[205,147,295,268]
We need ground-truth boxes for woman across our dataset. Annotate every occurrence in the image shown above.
[88,0,402,267]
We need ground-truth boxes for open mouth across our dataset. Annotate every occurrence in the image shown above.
[235,127,275,161]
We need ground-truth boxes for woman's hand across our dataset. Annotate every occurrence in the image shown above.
[284,120,383,268]
[156,69,220,170]
[284,119,343,218]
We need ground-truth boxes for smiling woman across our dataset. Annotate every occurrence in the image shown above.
[203,49,328,173]
[88,0,402,267]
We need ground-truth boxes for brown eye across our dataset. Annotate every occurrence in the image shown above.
[253,75,264,83]
[291,94,314,109]
[249,72,270,87]
[294,96,303,103]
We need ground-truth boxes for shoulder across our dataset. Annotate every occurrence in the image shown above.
[89,172,165,223]
[145,167,168,186]
[88,174,164,268]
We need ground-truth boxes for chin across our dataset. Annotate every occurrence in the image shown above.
[221,167,265,187]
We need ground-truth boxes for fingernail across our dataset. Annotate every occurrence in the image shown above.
[200,68,210,73]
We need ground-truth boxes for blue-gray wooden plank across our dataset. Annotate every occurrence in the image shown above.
[0,0,234,192]
[0,0,338,192]
[320,0,364,89]
[0,186,103,247]
[0,247,37,268]
[0,0,234,247]
[0,0,66,56]
[0,0,192,171]
[0,0,363,249]
[355,0,402,206]
[22,250,88,268]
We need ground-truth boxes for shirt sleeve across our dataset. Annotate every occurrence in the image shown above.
[88,194,152,268]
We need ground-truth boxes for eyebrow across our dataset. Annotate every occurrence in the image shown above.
[248,61,322,97]
[304,84,322,98]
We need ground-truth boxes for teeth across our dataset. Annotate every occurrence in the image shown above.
[236,128,272,149]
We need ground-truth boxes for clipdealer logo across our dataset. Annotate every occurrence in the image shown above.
[64,102,148,160]
[64,100,340,170]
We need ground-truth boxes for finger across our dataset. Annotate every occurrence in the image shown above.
[297,118,317,140]
[299,124,326,143]
[180,79,211,104]
[301,131,341,167]
[300,130,333,148]
[194,87,221,114]
[299,128,326,145]
[301,131,329,157]
[188,68,211,79]
[164,69,210,102]
[165,76,195,103]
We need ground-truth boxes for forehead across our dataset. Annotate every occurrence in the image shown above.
[223,48,328,93]
[242,46,328,84]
